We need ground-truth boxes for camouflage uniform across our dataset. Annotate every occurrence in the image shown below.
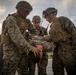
[48,17,76,75]
[36,27,48,75]
[35,26,48,75]
[43,7,76,75]
[50,17,76,75]
[1,14,38,75]
[1,14,37,75]
[1,1,39,75]
[30,15,48,75]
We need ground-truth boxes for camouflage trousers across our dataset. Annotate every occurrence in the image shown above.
[18,53,48,75]
[52,43,76,75]
[2,45,36,75]
[37,53,48,75]
[29,53,48,75]
[17,54,36,75]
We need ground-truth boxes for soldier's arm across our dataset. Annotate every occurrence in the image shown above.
[5,16,39,54]
[43,35,51,42]
[28,35,55,52]
[26,19,37,35]
[62,17,76,50]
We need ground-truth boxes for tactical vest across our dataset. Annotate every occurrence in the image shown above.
[16,17,30,34]
[1,14,30,45]
[49,19,71,43]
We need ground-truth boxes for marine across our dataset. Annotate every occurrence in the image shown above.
[1,1,39,75]
[29,15,48,75]
[42,7,76,75]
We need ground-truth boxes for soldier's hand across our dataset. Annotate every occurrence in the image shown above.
[29,46,39,56]
[36,44,43,58]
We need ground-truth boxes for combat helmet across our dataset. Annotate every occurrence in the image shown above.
[32,15,41,22]
[16,1,32,12]
[42,7,57,18]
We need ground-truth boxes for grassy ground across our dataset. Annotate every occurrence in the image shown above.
[47,52,53,59]
[48,54,53,59]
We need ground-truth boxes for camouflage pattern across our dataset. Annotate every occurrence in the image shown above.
[49,16,76,75]
[29,35,54,52]
[17,54,36,75]
[37,53,48,75]
[1,14,37,75]
[37,26,48,75]
[29,23,48,75]
[28,56,36,75]
[36,26,47,36]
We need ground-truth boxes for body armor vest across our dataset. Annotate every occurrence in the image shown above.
[16,17,29,34]
[49,19,71,43]
[1,15,30,45]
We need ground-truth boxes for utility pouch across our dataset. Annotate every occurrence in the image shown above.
[1,33,10,45]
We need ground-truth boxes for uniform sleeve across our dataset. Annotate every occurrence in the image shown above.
[28,24,37,35]
[26,19,37,35]
[43,35,51,42]
[62,17,76,50]
[5,16,31,50]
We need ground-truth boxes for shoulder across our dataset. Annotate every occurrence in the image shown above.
[58,16,75,30]
[58,16,72,22]
[58,16,74,25]
[3,14,18,29]
[5,14,18,24]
